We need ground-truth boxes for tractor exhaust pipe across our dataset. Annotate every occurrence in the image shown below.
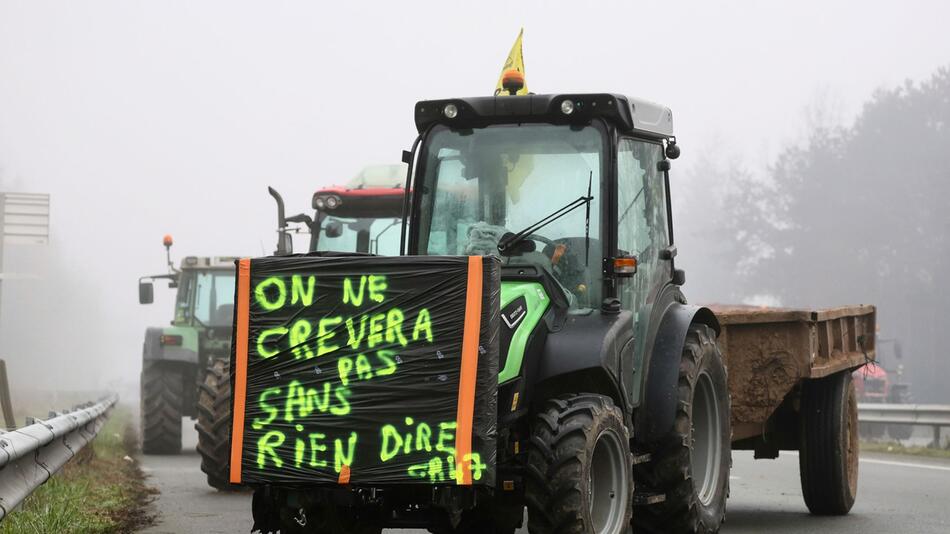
[268,186,292,256]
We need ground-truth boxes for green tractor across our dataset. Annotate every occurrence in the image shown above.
[137,236,237,475]
[251,92,733,534]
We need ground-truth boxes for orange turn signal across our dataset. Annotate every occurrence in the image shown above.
[163,234,174,247]
[614,256,638,277]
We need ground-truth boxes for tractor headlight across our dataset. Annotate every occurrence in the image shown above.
[314,197,326,210]
[443,103,458,119]
[325,195,341,210]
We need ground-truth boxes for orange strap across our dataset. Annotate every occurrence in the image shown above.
[454,256,483,485]
[229,258,251,484]
[338,464,351,485]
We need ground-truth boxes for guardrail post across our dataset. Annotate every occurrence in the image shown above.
[934,425,943,449]
[0,360,14,430]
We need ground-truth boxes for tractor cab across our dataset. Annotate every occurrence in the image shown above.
[268,164,406,256]
[138,238,237,332]
[405,94,680,383]
[167,256,239,330]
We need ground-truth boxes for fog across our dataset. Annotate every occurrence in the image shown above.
[1,1,948,401]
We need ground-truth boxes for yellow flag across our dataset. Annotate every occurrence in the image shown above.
[494,29,528,96]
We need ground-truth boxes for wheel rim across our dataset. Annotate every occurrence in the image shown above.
[589,428,629,534]
[691,371,723,506]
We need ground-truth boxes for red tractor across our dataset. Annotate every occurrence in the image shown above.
[853,338,912,439]
[268,164,406,256]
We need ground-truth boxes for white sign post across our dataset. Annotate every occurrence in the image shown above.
[0,193,50,332]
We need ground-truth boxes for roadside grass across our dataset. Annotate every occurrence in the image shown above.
[0,406,154,534]
[862,440,950,459]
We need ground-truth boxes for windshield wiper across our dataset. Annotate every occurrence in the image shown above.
[497,174,594,256]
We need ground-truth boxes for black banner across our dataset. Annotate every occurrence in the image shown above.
[230,255,499,487]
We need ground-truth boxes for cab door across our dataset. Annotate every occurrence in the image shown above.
[615,138,672,401]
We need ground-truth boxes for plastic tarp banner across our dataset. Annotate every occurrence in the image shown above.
[228,255,499,487]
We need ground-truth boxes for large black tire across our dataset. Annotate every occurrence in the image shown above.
[799,371,859,515]
[634,324,730,534]
[526,394,632,534]
[196,357,238,490]
[141,361,184,454]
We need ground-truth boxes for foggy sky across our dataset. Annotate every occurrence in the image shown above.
[1,0,948,392]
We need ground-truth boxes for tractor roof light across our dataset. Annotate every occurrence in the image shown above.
[314,196,327,210]
[325,195,341,210]
[443,103,458,119]
[501,69,525,95]
[560,99,575,115]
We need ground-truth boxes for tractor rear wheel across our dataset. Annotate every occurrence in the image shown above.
[633,324,730,534]
[799,371,859,515]
[141,361,184,454]
[196,357,238,490]
[526,394,632,534]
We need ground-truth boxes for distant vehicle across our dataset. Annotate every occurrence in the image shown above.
[269,163,406,256]
[853,337,912,439]
[137,236,239,490]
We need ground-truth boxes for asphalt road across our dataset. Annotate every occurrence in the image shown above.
[139,422,950,533]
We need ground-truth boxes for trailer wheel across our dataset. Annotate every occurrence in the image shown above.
[633,324,730,534]
[526,394,632,534]
[196,357,239,490]
[799,371,859,515]
[141,361,184,454]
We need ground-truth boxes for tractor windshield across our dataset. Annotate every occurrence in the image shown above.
[314,216,401,255]
[416,123,604,309]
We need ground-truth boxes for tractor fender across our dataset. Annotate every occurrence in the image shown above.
[635,303,720,445]
[143,326,200,364]
[532,310,635,412]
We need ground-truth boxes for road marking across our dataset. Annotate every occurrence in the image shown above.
[730,476,741,480]
[859,457,950,473]
[785,451,950,473]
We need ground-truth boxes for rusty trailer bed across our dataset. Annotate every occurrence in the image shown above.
[708,304,876,443]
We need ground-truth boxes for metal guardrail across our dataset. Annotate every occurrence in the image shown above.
[858,403,950,446]
[0,394,118,520]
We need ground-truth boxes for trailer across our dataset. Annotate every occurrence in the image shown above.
[712,304,875,514]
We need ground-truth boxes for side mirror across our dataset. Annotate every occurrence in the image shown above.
[139,280,154,304]
[325,220,344,238]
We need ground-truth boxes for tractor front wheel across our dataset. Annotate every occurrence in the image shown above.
[526,394,632,534]
[141,361,184,454]
[633,324,731,534]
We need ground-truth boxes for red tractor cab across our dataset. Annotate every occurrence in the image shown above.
[309,185,404,254]
[268,164,407,256]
